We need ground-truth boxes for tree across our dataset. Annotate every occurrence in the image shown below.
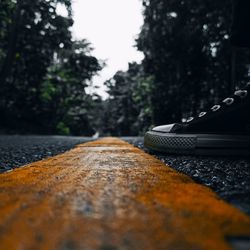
[137,0,249,125]
[0,0,102,135]
[102,63,153,135]
[40,39,102,135]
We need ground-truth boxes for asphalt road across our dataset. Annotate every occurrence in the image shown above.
[0,135,93,172]
[127,137,250,217]
[1,137,247,250]
[0,135,250,216]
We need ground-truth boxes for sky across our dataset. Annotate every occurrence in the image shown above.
[71,0,144,98]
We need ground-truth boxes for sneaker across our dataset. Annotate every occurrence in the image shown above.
[144,84,250,156]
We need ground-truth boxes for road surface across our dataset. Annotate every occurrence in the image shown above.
[0,135,250,216]
[0,138,249,250]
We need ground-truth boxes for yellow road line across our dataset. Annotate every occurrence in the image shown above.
[0,137,249,250]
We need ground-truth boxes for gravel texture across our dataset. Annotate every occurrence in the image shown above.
[0,135,250,216]
[126,138,250,216]
[0,135,93,173]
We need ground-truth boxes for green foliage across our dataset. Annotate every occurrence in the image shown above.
[137,0,250,125]
[102,63,153,135]
[100,0,250,135]
[39,39,102,134]
[132,75,154,131]
[0,0,102,135]
[56,122,70,135]
[1,0,248,136]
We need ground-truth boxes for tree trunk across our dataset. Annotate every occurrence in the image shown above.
[0,0,22,87]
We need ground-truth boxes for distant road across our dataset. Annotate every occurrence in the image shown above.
[0,135,143,172]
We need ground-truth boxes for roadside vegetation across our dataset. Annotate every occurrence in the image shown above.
[1,0,249,136]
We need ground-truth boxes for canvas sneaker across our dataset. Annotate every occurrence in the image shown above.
[144,83,250,156]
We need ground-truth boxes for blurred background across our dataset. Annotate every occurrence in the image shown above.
[0,0,250,136]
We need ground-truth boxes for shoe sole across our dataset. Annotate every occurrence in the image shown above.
[144,131,250,156]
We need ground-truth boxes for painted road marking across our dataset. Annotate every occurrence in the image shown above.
[0,137,249,250]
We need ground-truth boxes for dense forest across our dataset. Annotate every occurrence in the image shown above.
[0,0,102,135]
[0,0,249,136]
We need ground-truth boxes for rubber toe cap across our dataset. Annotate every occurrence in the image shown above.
[152,123,182,133]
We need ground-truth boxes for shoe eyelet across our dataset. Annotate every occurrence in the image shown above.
[198,112,207,117]
[186,117,194,122]
[211,105,221,112]
[222,97,234,105]
[234,90,248,98]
